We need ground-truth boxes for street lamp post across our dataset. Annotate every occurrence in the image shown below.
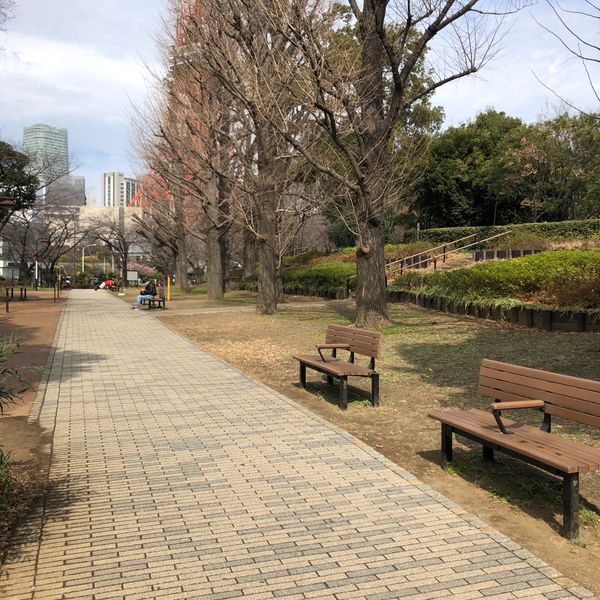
[81,245,93,275]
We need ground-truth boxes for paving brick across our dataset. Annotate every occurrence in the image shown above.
[0,290,595,600]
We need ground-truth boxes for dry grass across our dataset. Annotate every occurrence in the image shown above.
[159,297,600,594]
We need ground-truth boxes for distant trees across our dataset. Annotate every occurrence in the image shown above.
[89,210,144,288]
[137,0,526,326]
[415,109,600,227]
[0,141,38,232]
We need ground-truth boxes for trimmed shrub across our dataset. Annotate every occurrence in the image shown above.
[391,250,600,309]
[406,219,600,246]
[283,262,356,294]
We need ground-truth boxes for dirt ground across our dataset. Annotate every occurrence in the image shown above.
[2,288,600,595]
[0,289,66,550]
[157,294,600,595]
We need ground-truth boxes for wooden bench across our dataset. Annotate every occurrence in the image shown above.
[142,294,166,309]
[293,324,382,409]
[429,359,600,539]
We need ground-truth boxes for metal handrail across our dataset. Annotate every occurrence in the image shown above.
[386,230,514,278]
[345,232,478,286]
[345,229,515,296]
[384,233,477,270]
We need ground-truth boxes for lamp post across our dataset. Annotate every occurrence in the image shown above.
[81,245,93,274]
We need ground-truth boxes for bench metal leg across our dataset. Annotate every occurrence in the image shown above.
[441,424,453,464]
[371,373,379,407]
[483,445,494,462]
[299,363,306,388]
[563,473,579,539]
[339,377,348,410]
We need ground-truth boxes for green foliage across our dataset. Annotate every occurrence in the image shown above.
[391,250,600,308]
[326,219,355,248]
[283,251,329,268]
[0,335,25,413]
[408,219,600,246]
[282,262,356,293]
[0,141,38,220]
[414,110,600,228]
[416,109,525,228]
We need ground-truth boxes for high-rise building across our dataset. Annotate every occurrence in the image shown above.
[102,172,139,207]
[22,124,69,186]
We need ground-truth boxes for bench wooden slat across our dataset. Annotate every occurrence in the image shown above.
[546,405,600,429]
[480,368,600,407]
[429,409,598,473]
[482,359,600,394]
[326,325,382,358]
[479,382,600,423]
[444,409,600,471]
[293,355,374,377]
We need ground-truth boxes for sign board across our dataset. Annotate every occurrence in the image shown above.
[127,270,139,282]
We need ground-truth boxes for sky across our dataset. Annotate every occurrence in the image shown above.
[1,1,599,202]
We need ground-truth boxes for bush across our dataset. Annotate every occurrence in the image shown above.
[391,250,600,308]
[0,336,24,414]
[283,262,356,294]
[406,219,600,246]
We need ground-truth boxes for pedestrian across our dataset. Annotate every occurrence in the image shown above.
[132,280,156,309]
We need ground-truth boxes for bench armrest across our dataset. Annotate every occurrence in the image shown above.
[490,400,545,434]
[490,400,545,411]
[317,343,350,362]
[317,344,350,350]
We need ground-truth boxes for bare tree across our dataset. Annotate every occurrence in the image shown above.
[536,1,600,114]
[253,0,524,326]
[134,2,234,299]
[0,0,14,30]
[131,172,195,290]
[3,201,91,285]
[176,0,323,313]
[89,209,143,288]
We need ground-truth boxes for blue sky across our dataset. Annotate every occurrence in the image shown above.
[0,1,598,200]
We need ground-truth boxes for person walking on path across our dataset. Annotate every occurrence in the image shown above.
[132,280,156,309]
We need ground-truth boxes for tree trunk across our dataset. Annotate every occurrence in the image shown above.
[351,1,389,328]
[255,155,279,314]
[175,241,188,293]
[206,225,224,299]
[205,173,225,299]
[174,194,189,294]
[355,222,388,328]
[121,249,128,289]
[256,225,278,314]
[242,228,257,279]
[217,173,230,295]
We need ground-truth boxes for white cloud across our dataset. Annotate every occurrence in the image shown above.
[0,0,598,196]
[1,32,150,122]
[432,3,600,126]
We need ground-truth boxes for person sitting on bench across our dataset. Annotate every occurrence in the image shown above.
[132,280,156,309]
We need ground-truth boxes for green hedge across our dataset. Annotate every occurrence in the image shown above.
[391,250,600,308]
[406,219,600,246]
[240,262,356,295]
[282,262,356,293]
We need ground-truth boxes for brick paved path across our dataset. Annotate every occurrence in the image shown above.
[2,291,595,600]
